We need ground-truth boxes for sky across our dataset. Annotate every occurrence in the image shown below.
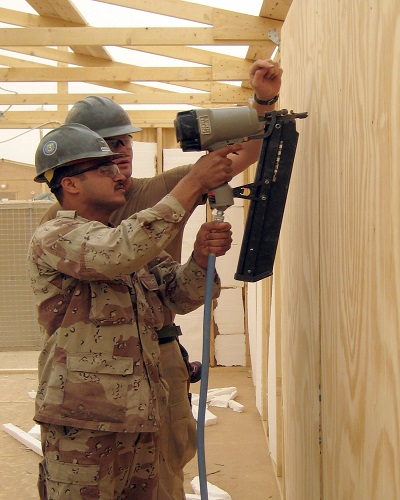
[0,0,265,164]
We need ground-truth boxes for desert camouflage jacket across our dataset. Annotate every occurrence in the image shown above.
[28,194,220,433]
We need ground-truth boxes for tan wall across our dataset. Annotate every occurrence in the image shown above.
[0,161,50,200]
[276,0,400,498]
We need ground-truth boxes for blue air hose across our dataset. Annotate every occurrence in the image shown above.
[197,252,216,499]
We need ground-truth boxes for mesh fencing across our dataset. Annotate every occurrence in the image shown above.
[0,201,52,349]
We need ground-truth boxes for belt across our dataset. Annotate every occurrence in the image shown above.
[156,324,182,344]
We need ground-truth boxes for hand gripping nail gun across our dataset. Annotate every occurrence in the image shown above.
[174,106,308,281]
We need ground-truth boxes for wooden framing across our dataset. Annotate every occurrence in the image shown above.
[0,0,286,129]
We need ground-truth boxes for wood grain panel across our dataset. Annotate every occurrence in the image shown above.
[278,0,400,498]
[277,0,322,498]
[318,1,400,498]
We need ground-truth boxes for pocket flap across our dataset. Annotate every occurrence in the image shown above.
[138,272,160,291]
[45,457,99,485]
[68,353,134,375]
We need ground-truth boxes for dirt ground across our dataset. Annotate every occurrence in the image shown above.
[0,351,281,499]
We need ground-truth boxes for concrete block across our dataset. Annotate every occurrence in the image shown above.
[214,334,246,366]
[191,387,237,405]
[28,424,41,440]
[190,476,232,500]
[209,394,232,408]
[3,423,42,456]
[228,400,245,412]
[207,387,238,399]
[191,405,218,426]
[213,288,244,335]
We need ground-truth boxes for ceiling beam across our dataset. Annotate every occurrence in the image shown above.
[0,18,281,47]
[0,110,181,129]
[0,83,252,106]
[0,7,81,27]
[25,0,113,60]
[93,0,215,25]
[25,0,90,24]
[0,66,213,83]
[260,0,294,21]
[0,56,253,82]
[1,7,277,66]
[0,47,213,93]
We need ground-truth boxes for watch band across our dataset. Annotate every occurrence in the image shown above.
[253,93,279,106]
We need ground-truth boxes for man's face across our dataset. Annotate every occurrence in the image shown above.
[104,135,133,181]
[64,160,127,213]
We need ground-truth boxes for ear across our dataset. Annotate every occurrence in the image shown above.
[60,176,81,194]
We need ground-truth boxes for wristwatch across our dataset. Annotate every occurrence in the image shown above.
[253,93,279,106]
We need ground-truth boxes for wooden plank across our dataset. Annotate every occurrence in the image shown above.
[0,86,253,106]
[26,0,113,60]
[279,0,400,498]
[94,0,215,25]
[0,54,48,68]
[212,54,252,81]
[0,60,261,84]
[315,0,400,498]
[0,7,80,27]
[259,0,293,21]
[3,46,119,67]
[26,0,89,24]
[2,47,256,94]
[278,0,321,498]
[0,110,179,129]
[213,10,282,40]
[0,66,214,83]
[0,27,273,47]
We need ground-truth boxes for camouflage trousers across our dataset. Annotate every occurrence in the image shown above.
[158,340,197,500]
[38,423,159,499]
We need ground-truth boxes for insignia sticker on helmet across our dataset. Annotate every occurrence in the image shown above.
[43,141,57,156]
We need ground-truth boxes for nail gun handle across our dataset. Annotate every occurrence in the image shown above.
[207,183,234,212]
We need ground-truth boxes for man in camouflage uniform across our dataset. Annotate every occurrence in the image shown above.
[39,57,283,500]
[28,123,238,499]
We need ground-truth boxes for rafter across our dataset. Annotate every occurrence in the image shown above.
[0,7,81,27]
[0,82,252,106]
[0,110,180,129]
[0,26,279,47]
[94,0,214,25]
[0,1,285,130]
[25,0,113,60]
[0,61,253,82]
[0,7,277,68]
[260,0,294,21]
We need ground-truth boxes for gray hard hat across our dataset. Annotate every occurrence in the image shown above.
[65,96,142,138]
[34,123,123,183]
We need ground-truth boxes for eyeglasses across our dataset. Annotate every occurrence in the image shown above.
[67,162,121,178]
[105,135,133,150]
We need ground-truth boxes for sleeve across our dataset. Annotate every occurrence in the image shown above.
[31,194,190,281]
[147,252,221,315]
[160,165,193,192]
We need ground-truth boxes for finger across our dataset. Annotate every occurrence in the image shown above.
[250,59,275,77]
[212,143,243,157]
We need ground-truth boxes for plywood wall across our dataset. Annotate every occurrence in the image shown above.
[276,0,400,498]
